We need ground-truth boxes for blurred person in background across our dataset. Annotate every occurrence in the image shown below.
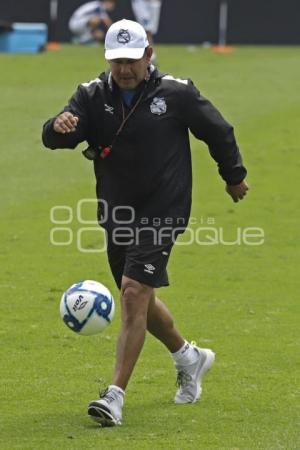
[131,0,162,61]
[69,0,115,44]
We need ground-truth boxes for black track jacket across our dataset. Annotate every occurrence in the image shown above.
[42,67,247,231]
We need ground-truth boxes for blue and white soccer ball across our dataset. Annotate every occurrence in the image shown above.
[60,280,115,336]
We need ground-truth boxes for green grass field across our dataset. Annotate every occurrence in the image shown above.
[0,45,299,449]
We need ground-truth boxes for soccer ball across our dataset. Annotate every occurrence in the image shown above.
[60,280,115,336]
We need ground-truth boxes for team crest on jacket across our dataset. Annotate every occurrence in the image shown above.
[150,97,167,115]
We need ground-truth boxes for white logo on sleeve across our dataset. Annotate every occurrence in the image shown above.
[104,104,114,114]
[144,264,156,274]
[150,97,167,115]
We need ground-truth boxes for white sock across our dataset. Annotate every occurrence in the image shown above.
[171,341,199,366]
[109,385,125,398]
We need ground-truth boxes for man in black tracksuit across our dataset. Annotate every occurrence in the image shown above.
[42,19,248,427]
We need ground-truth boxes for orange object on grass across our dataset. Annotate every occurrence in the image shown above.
[212,45,234,54]
[47,42,60,50]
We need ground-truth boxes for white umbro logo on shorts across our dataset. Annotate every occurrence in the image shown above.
[144,264,156,275]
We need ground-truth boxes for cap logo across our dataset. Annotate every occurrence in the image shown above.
[117,29,131,45]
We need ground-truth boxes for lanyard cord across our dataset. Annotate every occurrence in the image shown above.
[118,89,145,136]
[100,87,146,158]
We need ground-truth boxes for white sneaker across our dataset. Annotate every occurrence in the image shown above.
[88,387,123,427]
[174,347,215,404]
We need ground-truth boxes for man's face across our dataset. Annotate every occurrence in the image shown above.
[108,49,152,90]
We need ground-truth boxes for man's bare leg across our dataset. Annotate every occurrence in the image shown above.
[112,279,185,390]
[147,293,185,352]
[112,276,153,390]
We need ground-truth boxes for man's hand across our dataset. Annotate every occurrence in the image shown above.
[53,112,79,134]
[226,180,249,203]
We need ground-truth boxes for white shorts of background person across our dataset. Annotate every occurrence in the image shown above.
[131,0,162,35]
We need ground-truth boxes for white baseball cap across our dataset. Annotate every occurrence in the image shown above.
[105,19,149,60]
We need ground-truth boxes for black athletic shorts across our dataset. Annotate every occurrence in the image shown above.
[106,228,175,289]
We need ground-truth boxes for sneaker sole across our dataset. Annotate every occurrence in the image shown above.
[175,348,215,404]
[88,402,121,427]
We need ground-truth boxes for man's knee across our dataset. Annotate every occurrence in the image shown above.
[121,277,153,316]
[121,277,152,298]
